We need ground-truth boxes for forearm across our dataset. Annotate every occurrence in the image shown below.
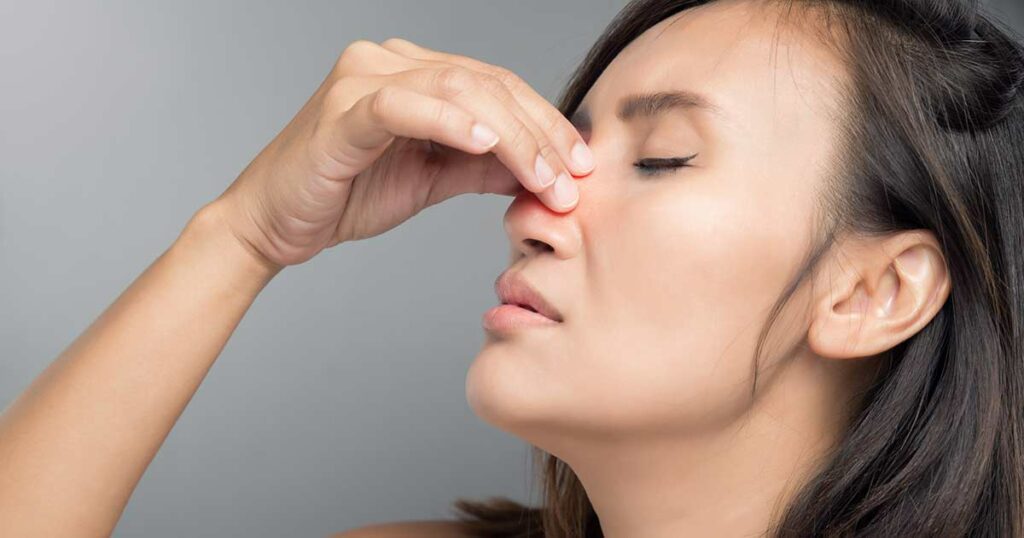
[0,202,282,537]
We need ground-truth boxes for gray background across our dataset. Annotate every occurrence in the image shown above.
[1,1,1021,537]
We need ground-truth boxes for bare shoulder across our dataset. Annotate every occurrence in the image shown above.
[329,519,473,538]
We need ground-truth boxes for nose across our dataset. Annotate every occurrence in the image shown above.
[502,184,583,263]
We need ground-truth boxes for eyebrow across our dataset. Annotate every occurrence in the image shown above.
[570,89,729,128]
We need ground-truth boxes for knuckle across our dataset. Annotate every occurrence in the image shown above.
[505,120,534,152]
[539,109,568,133]
[369,86,399,119]
[530,105,577,145]
[380,37,412,49]
[490,65,525,90]
[547,116,579,148]
[433,66,477,98]
[535,136,556,160]
[475,71,508,96]
[335,39,379,72]
[433,101,462,129]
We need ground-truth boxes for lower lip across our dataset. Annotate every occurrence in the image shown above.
[482,304,561,332]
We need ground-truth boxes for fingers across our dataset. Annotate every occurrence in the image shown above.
[314,83,538,212]
[421,151,525,207]
[310,85,500,182]
[387,66,581,212]
[379,38,595,177]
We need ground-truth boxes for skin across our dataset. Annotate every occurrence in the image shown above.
[0,27,592,538]
[468,1,951,537]
[0,0,951,536]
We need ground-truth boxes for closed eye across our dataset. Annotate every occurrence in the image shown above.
[633,154,698,177]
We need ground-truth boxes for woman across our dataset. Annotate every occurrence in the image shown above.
[1,0,1022,535]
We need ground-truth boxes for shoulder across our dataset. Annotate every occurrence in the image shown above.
[329,519,473,538]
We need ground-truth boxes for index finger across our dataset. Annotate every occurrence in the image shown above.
[379,38,596,178]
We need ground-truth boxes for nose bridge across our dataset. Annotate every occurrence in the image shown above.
[502,129,619,261]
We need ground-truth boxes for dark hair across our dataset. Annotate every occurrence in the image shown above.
[449,0,1024,536]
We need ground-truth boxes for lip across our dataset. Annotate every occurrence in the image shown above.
[488,270,564,326]
[482,303,560,332]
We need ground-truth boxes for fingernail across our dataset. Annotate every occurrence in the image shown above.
[471,123,499,149]
[571,141,594,172]
[535,154,556,188]
[553,172,578,207]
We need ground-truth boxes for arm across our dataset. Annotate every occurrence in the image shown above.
[0,201,282,537]
[0,37,591,538]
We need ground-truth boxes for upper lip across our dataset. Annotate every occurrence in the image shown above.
[494,270,564,322]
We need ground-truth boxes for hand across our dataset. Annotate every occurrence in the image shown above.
[208,38,595,270]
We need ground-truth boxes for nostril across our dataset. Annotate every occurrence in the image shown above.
[523,238,553,253]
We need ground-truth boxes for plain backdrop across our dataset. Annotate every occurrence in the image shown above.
[1,1,1022,537]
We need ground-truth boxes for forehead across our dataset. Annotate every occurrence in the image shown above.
[581,0,848,134]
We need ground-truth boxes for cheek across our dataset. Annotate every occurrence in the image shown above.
[567,188,807,433]
[465,181,814,440]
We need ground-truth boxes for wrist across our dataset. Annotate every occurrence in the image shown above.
[179,201,285,290]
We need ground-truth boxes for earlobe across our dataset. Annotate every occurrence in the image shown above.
[807,234,951,360]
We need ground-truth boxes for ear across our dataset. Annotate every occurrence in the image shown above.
[807,230,952,359]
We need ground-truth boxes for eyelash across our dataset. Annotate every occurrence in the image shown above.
[633,154,699,177]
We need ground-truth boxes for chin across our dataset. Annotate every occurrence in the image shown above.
[466,341,560,435]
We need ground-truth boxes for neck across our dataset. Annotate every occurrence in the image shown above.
[552,353,873,537]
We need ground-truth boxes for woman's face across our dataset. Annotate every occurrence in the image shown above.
[469,0,852,446]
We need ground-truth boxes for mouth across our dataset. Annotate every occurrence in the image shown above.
[510,302,540,314]
[499,301,561,323]
[493,270,564,323]
[482,303,561,332]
